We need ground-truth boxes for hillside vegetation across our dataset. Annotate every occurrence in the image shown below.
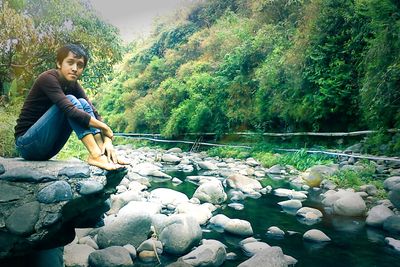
[96,0,400,154]
[1,0,400,157]
[0,0,123,156]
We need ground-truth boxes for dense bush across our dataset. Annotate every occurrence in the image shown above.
[98,0,400,149]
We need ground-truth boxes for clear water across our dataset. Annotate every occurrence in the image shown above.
[147,170,400,267]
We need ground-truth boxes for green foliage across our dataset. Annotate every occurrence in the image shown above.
[328,161,386,197]
[206,146,251,159]
[207,146,333,171]
[254,149,333,171]
[94,0,400,156]
[0,100,22,157]
[56,134,87,160]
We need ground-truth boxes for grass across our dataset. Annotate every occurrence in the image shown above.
[328,161,387,198]
[207,146,334,171]
[0,99,22,157]
[56,136,159,160]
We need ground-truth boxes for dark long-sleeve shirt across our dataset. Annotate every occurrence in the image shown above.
[14,69,102,138]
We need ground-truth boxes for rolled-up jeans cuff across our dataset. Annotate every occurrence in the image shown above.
[77,128,100,140]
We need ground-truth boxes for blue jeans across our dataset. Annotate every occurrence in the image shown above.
[16,95,100,160]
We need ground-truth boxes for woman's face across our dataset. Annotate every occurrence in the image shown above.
[57,51,85,82]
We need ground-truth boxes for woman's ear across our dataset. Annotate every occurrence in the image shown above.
[56,61,61,69]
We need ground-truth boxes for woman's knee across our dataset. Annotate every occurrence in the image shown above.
[78,98,93,113]
[66,95,82,108]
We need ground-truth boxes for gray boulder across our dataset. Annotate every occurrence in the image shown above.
[97,213,152,248]
[193,180,227,204]
[242,241,270,256]
[366,205,394,227]
[64,243,95,267]
[333,192,366,216]
[159,214,202,255]
[238,247,288,267]
[5,201,40,236]
[162,154,181,164]
[300,165,337,187]
[383,215,400,234]
[303,229,331,242]
[181,239,226,266]
[384,176,400,191]
[385,237,400,252]
[224,219,253,236]
[389,183,400,209]
[226,173,262,194]
[88,246,133,267]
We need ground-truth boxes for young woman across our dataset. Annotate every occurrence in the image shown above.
[14,44,126,170]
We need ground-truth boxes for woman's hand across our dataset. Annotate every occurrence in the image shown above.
[101,125,114,140]
[101,138,117,164]
[89,117,114,140]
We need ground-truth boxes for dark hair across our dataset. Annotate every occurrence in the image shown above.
[56,44,89,67]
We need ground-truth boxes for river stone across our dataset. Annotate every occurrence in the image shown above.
[389,183,400,209]
[198,161,218,170]
[37,181,73,204]
[224,219,253,236]
[227,173,262,194]
[274,188,307,200]
[385,237,400,252]
[77,180,104,195]
[0,168,56,183]
[278,200,302,210]
[333,192,366,216]
[303,229,331,242]
[267,226,285,238]
[384,176,400,191]
[366,205,394,227]
[238,246,288,267]
[301,165,337,187]
[320,179,337,190]
[0,163,4,175]
[43,212,62,227]
[137,238,163,254]
[123,244,137,260]
[162,154,181,164]
[97,213,152,248]
[108,190,144,214]
[242,241,270,256]
[138,250,158,262]
[167,147,182,153]
[159,214,202,255]
[193,179,227,204]
[181,239,226,266]
[246,158,260,167]
[175,202,212,225]
[64,243,95,267]
[228,203,244,210]
[383,215,400,234]
[296,207,323,219]
[209,214,230,228]
[268,164,285,174]
[79,236,99,250]
[118,201,162,217]
[149,188,189,206]
[58,165,90,178]
[5,201,40,236]
[0,183,28,203]
[88,246,133,267]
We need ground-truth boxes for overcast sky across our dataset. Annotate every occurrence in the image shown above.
[89,0,197,43]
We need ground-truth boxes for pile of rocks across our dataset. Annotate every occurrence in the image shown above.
[0,158,127,260]
[2,144,400,266]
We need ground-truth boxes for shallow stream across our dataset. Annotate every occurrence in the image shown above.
[148,169,400,267]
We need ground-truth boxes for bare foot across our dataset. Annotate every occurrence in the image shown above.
[116,156,130,165]
[88,154,120,170]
